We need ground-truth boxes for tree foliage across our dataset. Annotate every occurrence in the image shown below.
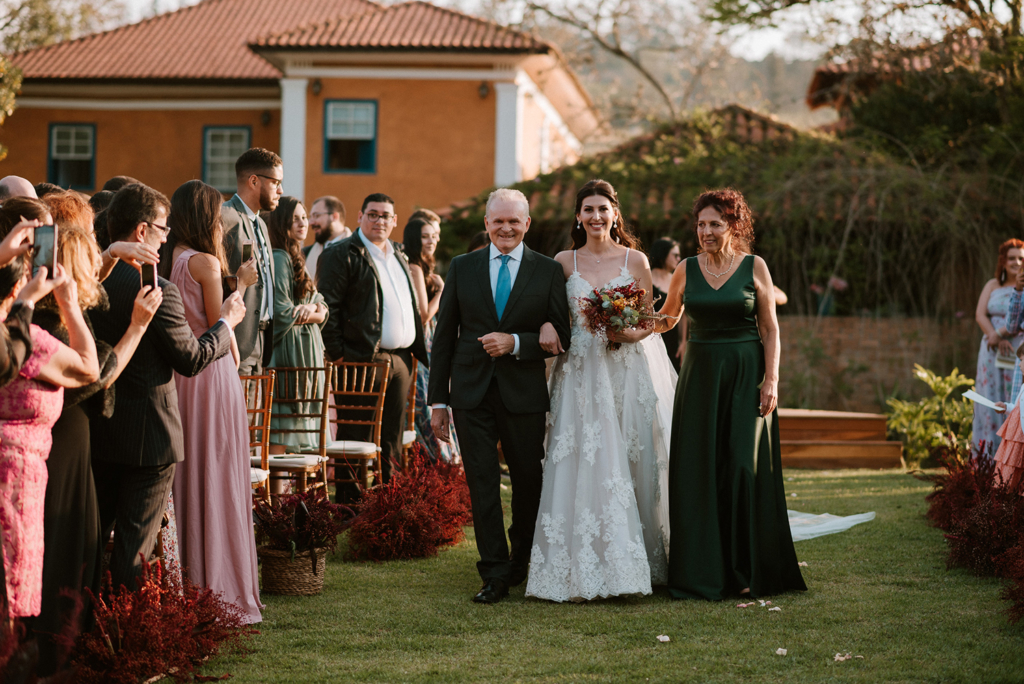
[0,0,127,54]
[442,106,1023,318]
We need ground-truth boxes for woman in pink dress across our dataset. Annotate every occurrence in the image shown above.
[0,211,100,620]
[167,180,262,624]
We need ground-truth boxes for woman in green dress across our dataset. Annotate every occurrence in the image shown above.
[654,188,805,600]
[265,196,328,454]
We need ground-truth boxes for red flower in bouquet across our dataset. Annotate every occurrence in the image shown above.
[575,281,657,349]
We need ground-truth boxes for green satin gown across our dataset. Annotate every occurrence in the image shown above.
[667,255,806,600]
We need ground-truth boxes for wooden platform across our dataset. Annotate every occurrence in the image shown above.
[778,408,903,469]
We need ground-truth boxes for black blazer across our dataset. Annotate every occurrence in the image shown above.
[428,245,571,414]
[317,231,428,365]
[222,195,274,361]
[90,260,232,467]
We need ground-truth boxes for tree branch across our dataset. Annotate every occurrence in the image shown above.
[526,1,678,119]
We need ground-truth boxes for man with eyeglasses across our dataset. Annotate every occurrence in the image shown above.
[222,148,281,378]
[91,182,245,590]
[318,193,428,503]
[304,195,350,280]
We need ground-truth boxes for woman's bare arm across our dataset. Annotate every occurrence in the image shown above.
[654,258,686,333]
[753,256,780,416]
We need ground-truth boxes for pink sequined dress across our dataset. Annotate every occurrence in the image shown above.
[170,249,262,623]
[0,324,62,617]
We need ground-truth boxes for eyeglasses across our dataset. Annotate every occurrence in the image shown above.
[145,221,171,236]
[255,174,283,189]
[364,212,395,223]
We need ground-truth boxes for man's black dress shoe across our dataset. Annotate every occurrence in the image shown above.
[508,565,529,587]
[473,580,509,604]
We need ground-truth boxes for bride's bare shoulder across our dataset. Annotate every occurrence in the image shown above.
[554,250,575,278]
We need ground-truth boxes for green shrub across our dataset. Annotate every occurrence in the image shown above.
[886,364,974,467]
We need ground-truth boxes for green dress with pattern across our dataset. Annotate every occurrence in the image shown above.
[667,255,805,600]
[268,249,327,450]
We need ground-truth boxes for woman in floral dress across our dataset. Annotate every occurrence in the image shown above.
[973,239,1024,457]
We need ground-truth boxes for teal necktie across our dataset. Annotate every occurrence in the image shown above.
[495,254,512,319]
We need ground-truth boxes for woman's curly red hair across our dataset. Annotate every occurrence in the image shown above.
[996,238,1024,285]
[692,188,754,253]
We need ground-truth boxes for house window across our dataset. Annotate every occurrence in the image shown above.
[48,124,95,190]
[204,127,251,191]
[325,101,376,173]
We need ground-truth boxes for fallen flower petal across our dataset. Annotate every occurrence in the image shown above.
[736,602,756,608]
[798,562,808,567]
[768,606,782,612]
[656,635,670,642]
[791,493,798,497]
[855,655,864,659]
[835,653,852,662]
[776,648,787,656]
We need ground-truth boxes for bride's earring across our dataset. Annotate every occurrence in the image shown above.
[576,222,582,230]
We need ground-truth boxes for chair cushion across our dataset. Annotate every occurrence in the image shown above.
[324,440,379,456]
[250,468,269,485]
[268,455,328,469]
[403,430,416,446]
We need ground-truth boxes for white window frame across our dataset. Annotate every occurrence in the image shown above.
[326,101,376,141]
[50,125,94,161]
[204,127,251,191]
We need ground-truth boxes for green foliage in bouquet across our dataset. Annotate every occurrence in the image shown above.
[886,364,975,467]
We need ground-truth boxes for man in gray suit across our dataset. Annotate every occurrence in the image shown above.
[91,183,245,590]
[222,148,281,375]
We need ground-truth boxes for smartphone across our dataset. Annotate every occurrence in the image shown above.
[241,241,253,263]
[140,262,157,290]
[31,225,57,279]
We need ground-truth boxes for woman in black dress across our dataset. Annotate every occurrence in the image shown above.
[649,238,682,372]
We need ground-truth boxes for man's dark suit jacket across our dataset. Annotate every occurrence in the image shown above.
[317,231,428,366]
[222,195,274,362]
[90,260,232,467]
[428,244,571,414]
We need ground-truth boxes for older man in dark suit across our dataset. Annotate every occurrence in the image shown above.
[222,148,281,375]
[428,188,571,604]
[317,193,428,502]
[91,183,245,590]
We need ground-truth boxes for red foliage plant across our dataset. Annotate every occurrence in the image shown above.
[71,560,253,684]
[346,445,472,562]
[917,448,998,531]
[919,445,1024,623]
[254,487,353,556]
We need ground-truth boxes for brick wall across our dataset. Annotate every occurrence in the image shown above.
[778,315,979,413]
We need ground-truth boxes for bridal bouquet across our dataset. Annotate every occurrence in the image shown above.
[575,281,657,350]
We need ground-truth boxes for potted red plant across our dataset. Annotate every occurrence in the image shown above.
[253,489,352,595]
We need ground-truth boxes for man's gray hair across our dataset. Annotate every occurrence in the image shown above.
[485,188,529,217]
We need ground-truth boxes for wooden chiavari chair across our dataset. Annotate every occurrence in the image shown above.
[240,371,275,506]
[323,360,390,495]
[401,357,418,469]
[268,365,332,496]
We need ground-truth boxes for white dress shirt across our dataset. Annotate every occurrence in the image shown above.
[357,229,417,351]
[235,195,273,322]
[305,233,347,280]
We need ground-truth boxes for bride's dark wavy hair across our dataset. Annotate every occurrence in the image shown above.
[570,179,639,250]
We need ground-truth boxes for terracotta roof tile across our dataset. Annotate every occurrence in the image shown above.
[252,1,550,53]
[12,0,379,81]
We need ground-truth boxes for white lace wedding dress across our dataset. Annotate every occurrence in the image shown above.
[526,249,674,602]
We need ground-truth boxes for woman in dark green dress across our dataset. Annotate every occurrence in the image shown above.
[654,188,805,600]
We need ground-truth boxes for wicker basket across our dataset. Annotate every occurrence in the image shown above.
[257,546,327,595]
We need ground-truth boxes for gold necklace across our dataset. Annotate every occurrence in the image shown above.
[703,252,735,279]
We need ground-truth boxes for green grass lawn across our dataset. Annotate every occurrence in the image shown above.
[203,470,1024,683]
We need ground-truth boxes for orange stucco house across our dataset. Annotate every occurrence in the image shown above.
[1,0,598,219]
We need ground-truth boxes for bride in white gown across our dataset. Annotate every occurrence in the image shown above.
[526,180,676,602]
